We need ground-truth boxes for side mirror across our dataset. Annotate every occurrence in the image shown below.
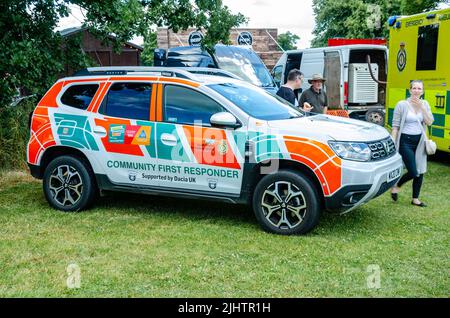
[210,112,240,128]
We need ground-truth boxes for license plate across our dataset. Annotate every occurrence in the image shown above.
[387,167,401,182]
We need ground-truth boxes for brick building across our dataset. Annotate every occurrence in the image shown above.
[157,28,283,70]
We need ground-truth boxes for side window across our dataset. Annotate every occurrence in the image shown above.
[102,82,151,120]
[416,24,439,71]
[163,85,224,126]
[61,84,99,110]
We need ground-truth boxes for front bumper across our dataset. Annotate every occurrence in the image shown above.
[324,153,403,213]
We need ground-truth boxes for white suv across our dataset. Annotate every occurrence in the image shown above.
[27,67,403,235]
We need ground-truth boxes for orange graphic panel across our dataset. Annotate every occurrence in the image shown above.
[183,125,241,170]
[94,117,144,156]
[87,82,108,112]
[284,136,342,195]
[28,107,56,164]
[156,84,163,122]
[38,82,64,108]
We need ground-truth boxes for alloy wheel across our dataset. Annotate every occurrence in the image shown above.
[261,181,307,230]
[48,165,83,207]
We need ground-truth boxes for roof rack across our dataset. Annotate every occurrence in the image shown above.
[72,66,242,81]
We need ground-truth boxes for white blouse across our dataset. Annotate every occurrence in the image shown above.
[402,107,423,135]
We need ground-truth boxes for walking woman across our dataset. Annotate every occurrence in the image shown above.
[390,80,434,207]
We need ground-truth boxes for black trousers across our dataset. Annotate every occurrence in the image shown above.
[397,133,424,198]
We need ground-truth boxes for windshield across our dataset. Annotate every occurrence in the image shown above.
[214,45,275,88]
[209,83,304,121]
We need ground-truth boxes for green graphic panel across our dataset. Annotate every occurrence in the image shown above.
[232,131,247,159]
[433,114,446,127]
[248,131,285,163]
[447,91,450,115]
[54,113,98,151]
[156,123,190,162]
[431,127,444,138]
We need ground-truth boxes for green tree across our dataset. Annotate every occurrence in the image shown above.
[311,0,441,47]
[277,31,300,51]
[141,31,158,66]
[0,0,246,107]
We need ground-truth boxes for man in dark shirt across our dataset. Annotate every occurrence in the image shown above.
[299,73,328,114]
[276,69,313,112]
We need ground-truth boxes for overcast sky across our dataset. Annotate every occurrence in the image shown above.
[57,0,315,48]
[223,0,315,48]
[57,0,450,49]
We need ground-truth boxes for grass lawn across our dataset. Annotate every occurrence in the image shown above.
[0,157,449,297]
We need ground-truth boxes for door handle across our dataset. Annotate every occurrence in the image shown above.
[93,126,107,137]
[161,133,177,146]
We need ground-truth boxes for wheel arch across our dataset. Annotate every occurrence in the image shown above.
[35,146,94,179]
[245,159,325,208]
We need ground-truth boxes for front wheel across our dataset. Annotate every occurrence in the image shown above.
[43,155,97,212]
[253,170,321,235]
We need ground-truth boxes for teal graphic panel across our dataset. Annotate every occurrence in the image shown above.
[156,123,190,162]
[54,113,98,151]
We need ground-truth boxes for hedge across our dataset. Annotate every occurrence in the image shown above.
[0,99,37,170]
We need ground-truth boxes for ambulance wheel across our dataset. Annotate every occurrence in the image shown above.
[253,170,321,235]
[43,155,96,212]
[366,109,385,126]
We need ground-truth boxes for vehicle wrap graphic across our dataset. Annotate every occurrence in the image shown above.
[182,125,242,169]
[136,121,157,158]
[29,78,342,197]
[28,106,57,165]
[248,132,286,162]
[27,81,63,164]
[54,113,99,151]
[283,135,342,196]
[157,122,191,162]
[94,117,145,157]
[108,124,152,146]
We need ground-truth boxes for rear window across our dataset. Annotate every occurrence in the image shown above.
[102,83,152,120]
[60,84,99,110]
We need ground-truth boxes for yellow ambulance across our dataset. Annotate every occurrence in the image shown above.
[386,7,450,153]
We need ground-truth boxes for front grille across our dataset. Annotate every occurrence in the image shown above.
[368,137,396,161]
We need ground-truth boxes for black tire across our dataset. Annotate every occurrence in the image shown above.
[252,170,321,235]
[365,109,385,126]
[43,155,97,212]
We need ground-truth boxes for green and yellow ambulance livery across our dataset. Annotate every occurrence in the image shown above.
[387,8,450,153]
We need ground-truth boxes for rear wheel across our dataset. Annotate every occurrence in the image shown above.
[253,170,321,235]
[43,155,97,212]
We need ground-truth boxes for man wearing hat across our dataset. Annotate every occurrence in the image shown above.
[298,74,328,114]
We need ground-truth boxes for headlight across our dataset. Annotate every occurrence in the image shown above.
[328,141,371,162]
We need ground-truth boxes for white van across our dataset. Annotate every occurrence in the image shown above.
[272,45,388,125]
